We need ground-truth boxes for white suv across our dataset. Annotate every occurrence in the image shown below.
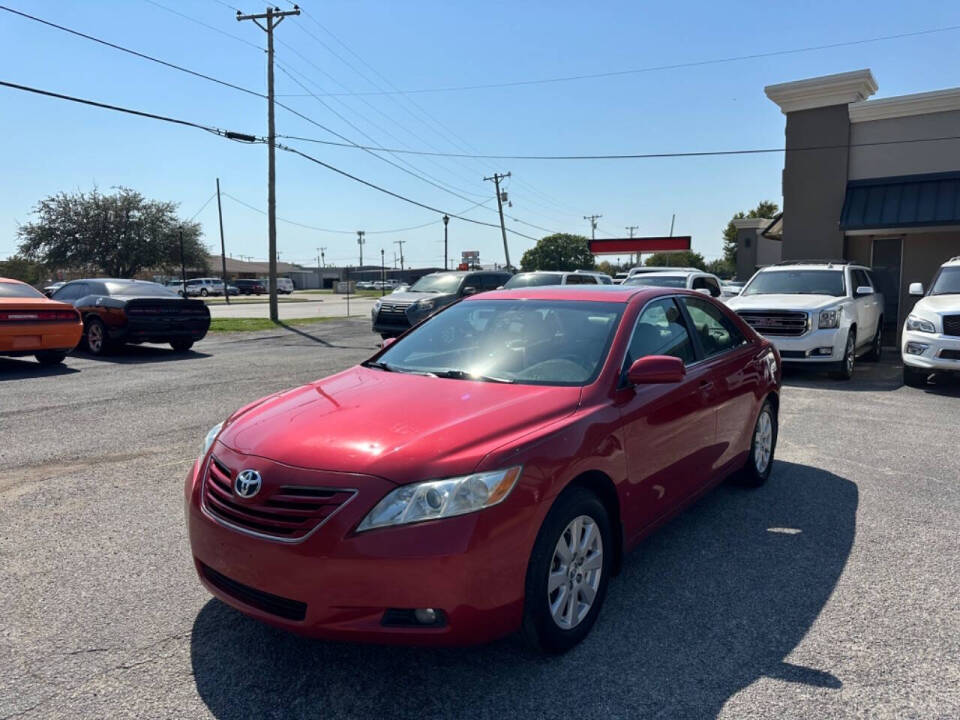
[902,256,960,386]
[622,270,724,299]
[726,261,884,380]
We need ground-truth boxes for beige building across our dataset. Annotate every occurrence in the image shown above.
[765,69,960,339]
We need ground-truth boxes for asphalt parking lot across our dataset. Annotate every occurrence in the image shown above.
[2,324,958,719]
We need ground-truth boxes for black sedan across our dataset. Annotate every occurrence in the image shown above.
[50,279,211,355]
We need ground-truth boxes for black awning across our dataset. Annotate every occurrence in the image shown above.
[840,171,960,231]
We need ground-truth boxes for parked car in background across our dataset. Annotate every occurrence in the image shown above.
[225,285,239,297]
[504,270,609,288]
[390,283,410,294]
[371,270,512,338]
[233,279,266,295]
[623,270,724,299]
[726,261,883,380]
[627,266,700,277]
[263,277,294,294]
[1,277,82,365]
[902,256,960,386]
[51,279,210,355]
[42,281,66,297]
[613,272,630,284]
[188,285,781,651]
[187,278,225,297]
[721,281,745,300]
[356,281,376,290]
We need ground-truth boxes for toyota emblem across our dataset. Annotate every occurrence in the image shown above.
[234,469,262,498]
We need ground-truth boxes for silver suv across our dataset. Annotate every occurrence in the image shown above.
[727,261,884,379]
[503,270,612,288]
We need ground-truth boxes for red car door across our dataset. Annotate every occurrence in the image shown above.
[680,296,763,479]
[613,297,718,543]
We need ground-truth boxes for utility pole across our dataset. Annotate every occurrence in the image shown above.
[216,178,230,304]
[380,248,385,296]
[442,214,449,270]
[316,246,323,288]
[178,228,187,292]
[669,213,676,236]
[394,240,406,271]
[320,247,326,267]
[626,225,638,267]
[237,4,299,323]
[484,172,512,268]
[357,230,365,267]
[584,214,602,240]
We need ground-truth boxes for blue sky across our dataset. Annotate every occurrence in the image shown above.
[2,0,959,269]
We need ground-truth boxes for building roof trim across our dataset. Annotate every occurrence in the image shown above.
[765,69,877,114]
[731,218,771,230]
[849,86,960,123]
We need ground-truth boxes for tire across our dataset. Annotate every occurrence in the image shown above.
[864,321,883,361]
[170,338,194,352]
[903,365,926,387]
[84,317,110,356]
[832,330,856,380]
[522,486,613,654]
[737,399,778,487]
[200,288,209,297]
[35,350,67,366]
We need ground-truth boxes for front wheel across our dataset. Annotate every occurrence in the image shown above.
[737,399,778,487]
[200,288,209,297]
[832,330,856,380]
[170,339,194,352]
[522,487,612,654]
[903,365,927,387]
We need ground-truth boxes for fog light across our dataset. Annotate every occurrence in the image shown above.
[814,347,833,356]
[414,608,438,625]
[905,342,928,356]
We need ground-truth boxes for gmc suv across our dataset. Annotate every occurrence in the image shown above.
[726,261,884,379]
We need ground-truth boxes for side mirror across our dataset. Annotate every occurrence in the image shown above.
[909,282,924,296]
[627,355,686,385]
[380,337,397,349]
[43,290,53,298]
[855,285,873,296]
[462,286,478,296]
[694,287,712,295]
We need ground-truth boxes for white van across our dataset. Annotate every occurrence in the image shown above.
[263,277,294,294]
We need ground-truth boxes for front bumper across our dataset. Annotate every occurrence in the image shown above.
[757,327,845,363]
[185,453,538,646]
[901,329,960,371]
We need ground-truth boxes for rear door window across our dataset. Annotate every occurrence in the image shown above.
[682,297,747,359]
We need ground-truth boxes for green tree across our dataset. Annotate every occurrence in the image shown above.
[645,250,706,270]
[723,200,779,264]
[706,258,736,279]
[0,255,48,286]
[16,187,209,278]
[520,233,595,272]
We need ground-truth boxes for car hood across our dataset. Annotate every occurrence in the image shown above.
[727,294,843,312]
[218,367,581,484]
[379,291,453,305]
[912,294,960,315]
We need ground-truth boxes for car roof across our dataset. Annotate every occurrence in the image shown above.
[943,256,960,267]
[0,277,29,285]
[466,285,670,303]
[759,264,848,272]
[628,270,702,278]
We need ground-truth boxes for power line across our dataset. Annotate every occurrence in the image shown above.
[187,192,218,222]
[0,79,253,140]
[275,23,960,97]
[143,0,262,50]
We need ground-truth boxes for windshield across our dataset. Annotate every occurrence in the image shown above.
[105,281,179,297]
[742,270,845,297]
[372,299,624,386]
[504,273,563,288]
[410,274,463,294]
[930,267,960,295]
[0,281,45,298]
[623,275,686,288]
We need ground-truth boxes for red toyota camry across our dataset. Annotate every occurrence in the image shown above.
[186,285,781,652]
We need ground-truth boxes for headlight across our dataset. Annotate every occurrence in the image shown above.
[905,315,936,333]
[818,307,841,329]
[201,422,223,458]
[356,466,522,532]
[416,298,436,311]
[373,299,381,312]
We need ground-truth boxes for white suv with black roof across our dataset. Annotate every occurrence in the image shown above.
[902,256,960,386]
[726,261,884,379]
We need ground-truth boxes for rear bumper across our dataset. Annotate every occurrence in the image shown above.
[902,329,960,371]
[758,327,845,363]
[185,456,536,646]
[0,322,83,354]
[111,319,209,344]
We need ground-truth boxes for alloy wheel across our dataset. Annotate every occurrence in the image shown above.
[845,336,855,375]
[548,515,603,630]
[754,408,773,474]
[87,323,103,353]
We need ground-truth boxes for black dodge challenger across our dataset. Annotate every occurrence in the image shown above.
[51,279,211,355]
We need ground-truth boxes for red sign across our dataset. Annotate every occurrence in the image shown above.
[589,236,691,255]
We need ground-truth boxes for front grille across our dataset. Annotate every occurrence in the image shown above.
[779,350,807,359]
[200,563,307,621]
[737,310,809,337]
[376,303,412,326]
[940,349,960,360]
[202,456,355,541]
[943,315,960,337]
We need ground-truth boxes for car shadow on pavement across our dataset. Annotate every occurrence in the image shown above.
[0,357,80,380]
[277,321,379,351]
[190,460,856,719]
[74,345,211,364]
[782,352,903,392]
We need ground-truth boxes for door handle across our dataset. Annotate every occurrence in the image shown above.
[699,380,714,395]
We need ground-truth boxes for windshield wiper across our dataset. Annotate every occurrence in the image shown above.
[362,360,394,372]
[430,369,516,383]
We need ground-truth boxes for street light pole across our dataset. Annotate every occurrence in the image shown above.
[442,214,449,270]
